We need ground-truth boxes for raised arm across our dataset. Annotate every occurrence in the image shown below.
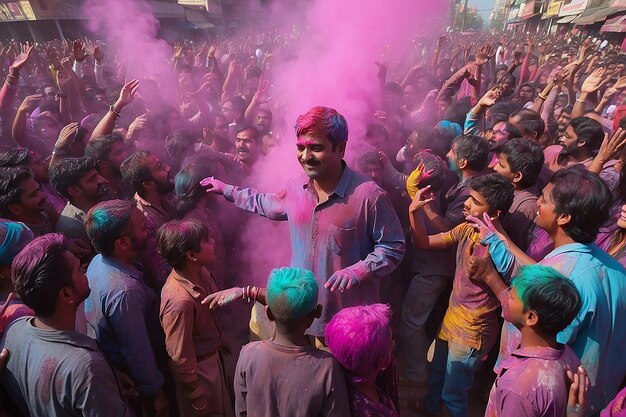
[89,79,139,141]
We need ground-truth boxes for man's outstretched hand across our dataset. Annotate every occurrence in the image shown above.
[200,177,229,195]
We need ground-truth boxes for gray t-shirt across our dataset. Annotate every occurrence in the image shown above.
[234,340,350,417]
[0,316,132,417]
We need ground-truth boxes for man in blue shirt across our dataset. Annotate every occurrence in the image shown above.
[84,199,169,416]
[201,106,405,338]
[469,166,626,415]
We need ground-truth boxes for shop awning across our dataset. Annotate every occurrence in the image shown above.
[521,13,541,20]
[573,6,623,25]
[184,6,215,29]
[149,1,185,18]
[556,14,579,23]
[600,14,626,32]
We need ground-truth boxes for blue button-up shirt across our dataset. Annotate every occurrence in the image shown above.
[223,163,405,336]
[84,254,164,396]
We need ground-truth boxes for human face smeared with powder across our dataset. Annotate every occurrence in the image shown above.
[296,134,345,182]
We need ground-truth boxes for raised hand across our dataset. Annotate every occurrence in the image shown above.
[115,79,139,108]
[406,161,436,200]
[476,44,495,67]
[409,185,435,213]
[466,212,501,242]
[56,69,72,91]
[566,366,589,417]
[596,128,626,164]
[478,87,502,108]
[72,40,87,62]
[18,94,43,113]
[613,75,626,91]
[93,41,104,62]
[54,122,80,151]
[253,79,271,104]
[9,42,34,72]
[581,68,606,94]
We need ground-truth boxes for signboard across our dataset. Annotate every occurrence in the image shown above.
[520,0,536,17]
[177,0,222,17]
[508,7,520,20]
[0,1,35,21]
[545,0,562,17]
[559,0,588,16]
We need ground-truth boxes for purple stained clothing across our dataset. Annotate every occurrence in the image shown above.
[234,340,350,417]
[134,193,173,291]
[439,223,506,351]
[223,163,405,336]
[348,383,399,417]
[602,386,626,417]
[494,243,626,415]
[501,187,538,251]
[485,345,580,417]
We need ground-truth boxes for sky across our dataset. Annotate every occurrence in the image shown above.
[471,0,497,20]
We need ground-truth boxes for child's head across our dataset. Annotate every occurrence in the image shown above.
[505,265,581,336]
[157,219,214,269]
[464,173,514,219]
[266,267,320,326]
[325,304,393,383]
[493,138,544,189]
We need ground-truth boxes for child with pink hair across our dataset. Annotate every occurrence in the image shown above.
[325,303,399,417]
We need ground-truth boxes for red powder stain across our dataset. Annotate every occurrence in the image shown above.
[38,356,59,405]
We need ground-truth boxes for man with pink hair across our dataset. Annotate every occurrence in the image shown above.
[201,106,405,341]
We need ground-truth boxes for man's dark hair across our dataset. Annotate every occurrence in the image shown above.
[165,130,195,161]
[157,219,208,269]
[0,148,30,168]
[550,166,612,243]
[85,199,135,256]
[49,157,96,199]
[120,151,153,196]
[468,173,515,214]
[84,133,124,162]
[490,101,523,124]
[0,166,34,216]
[510,108,545,139]
[224,96,247,115]
[494,138,544,189]
[562,104,574,115]
[366,124,389,142]
[236,124,260,143]
[569,116,604,152]
[452,135,490,172]
[12,233,73,317]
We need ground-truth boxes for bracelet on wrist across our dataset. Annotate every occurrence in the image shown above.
[537,93,547,100]
[109,105,121,118]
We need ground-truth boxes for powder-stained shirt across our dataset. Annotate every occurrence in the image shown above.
[439,222,506,351]
[84,254,164,397]
[501,187,539,251]
[348,383,399,417]
[134,193,172,291]
[485,345,580,417]
[0,317,132,417]
[160,268,222,400]
[234,340,350,417]
[223,163,405,336]
[491,243,626,415]
[55,201,89,244]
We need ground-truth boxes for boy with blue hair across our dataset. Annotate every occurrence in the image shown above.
[233,267,349,417]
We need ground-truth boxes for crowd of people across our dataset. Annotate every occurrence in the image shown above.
[0,23,625,417]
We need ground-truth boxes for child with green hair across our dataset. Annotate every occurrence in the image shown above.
[232,267,349,416]
[483,264,582,417]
